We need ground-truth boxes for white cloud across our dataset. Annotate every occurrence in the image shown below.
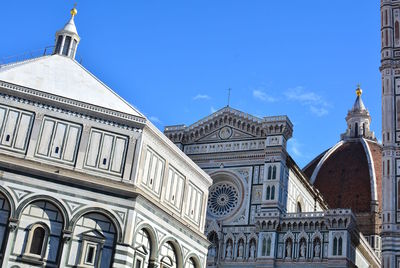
[210,106,217,113]
[310,106,328,117]
[252,89,277,102]
[149,116,161,123]
[288,138,303,158]
[285,86,330,116]
[193,94,211,100]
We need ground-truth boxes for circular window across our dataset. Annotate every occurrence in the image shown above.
[208,182,239,217]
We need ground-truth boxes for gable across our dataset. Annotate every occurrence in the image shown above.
[196,125,257,143]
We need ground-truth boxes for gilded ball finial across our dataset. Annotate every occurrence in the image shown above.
[356,84,362,97]
[70,4,77,17]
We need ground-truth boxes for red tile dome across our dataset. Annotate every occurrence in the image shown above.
[303,139,382,236]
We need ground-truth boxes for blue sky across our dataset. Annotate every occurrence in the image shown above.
[0,1,381,167]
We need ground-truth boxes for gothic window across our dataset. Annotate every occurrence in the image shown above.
[25,223,49,258]
[333,237,337,255]
[297,202,302,213]
[266,186,271,200]
[395,21,400,42]
[266,237,272,256]
[262,237,267,256]
[338,237,343,255]
[271,186,275,200]
[62,36,71,56]
[272,166,277,179]
[268,166,272,180]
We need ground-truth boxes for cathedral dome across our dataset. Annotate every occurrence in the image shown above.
[303,139,382,214]
[303,87,382,238]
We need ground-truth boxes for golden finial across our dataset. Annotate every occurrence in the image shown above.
[70,3,77,17]
[356,84,362,97]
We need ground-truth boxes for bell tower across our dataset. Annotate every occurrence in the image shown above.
[53,6,80,59]
[381,0,400,267]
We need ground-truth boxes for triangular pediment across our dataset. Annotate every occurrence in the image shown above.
[0,55,144,117]
[81,229,106,240]
[197,125,257,142]
[165,106,268,144]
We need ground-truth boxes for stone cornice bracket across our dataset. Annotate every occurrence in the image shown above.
[8,217,19,231]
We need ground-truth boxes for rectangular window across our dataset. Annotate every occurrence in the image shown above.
[165,166,185,210]
[185,182,203,224]
[142,147,165,195]
[55,35,63,54]
[0,105,34,154]
[135,259,142,268]
[36,117,82,164]
[85,128,128,176]
[84,243,97,265]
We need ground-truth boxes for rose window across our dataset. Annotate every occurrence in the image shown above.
[208,183,239,217]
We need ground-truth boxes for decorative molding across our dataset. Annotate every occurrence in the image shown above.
[0,87,143,132]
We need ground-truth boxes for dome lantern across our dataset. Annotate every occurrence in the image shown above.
[53,5,80,59]
[341,85,375,140]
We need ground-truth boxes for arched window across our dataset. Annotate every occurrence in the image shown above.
[396,21,400,43]
[272,166,277,179]
[271,186,275,200]
[134,229,152,268]
[262,237,267,256]
[266,237,272,256]
[297,202,302,213]
[160,242,178,268]
[26,224,48,257]
[333,237,338,255]
[338,237,343,255]
[266,186,270,200]
[268,166,272,180]
[185,258,197,268]
[30,226,46,255]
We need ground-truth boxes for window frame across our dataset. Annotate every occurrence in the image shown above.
[79,232,106,268]
[24,223,49,260]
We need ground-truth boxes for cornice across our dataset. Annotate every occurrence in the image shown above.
[0,80,146,129]
[0,82,143,132]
